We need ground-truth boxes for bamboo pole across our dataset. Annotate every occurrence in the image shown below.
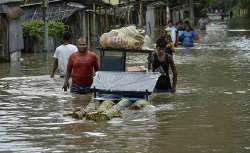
[105,7,108,32]
[166,0,170,22]
[189,0,194,25]
[87,13,90,49]
[113,7,116,26]
[93,3,96,43]
[42,0,48,52]
[139,0,143,27]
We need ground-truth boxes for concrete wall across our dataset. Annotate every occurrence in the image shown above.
[146,5,155,42]
[0,5,23,62]
[9,17,24,62]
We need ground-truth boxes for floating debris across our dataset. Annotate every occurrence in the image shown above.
[236,91,246,94]
[224,92,233,95]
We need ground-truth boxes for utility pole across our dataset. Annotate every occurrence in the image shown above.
[42,0,49,52]
[138,0,143,28]
[166,0,170,22]
[93,3,96,44]
[189,0,194,25]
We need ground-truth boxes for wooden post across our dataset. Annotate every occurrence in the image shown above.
[100,48,104,70]
[166,0,170,22]
[87,13,91,49]
[189,0,194,25]
[139,0,143,27]
[81,10,86,41]
[127,6,131,25]
[93,3,96,43]
[98,6,102,34]
[145,89,149,101]
[148,52,152,71]
[113,7,116,26]
[93,86,96,98]
[105,7,108,32]
[7,18,9,61]
[122,51,126,72]
[42,0,48,52]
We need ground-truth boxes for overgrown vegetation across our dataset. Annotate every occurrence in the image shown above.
[238,0,250,9]
[22,20,65,41]
[234,0,250,16]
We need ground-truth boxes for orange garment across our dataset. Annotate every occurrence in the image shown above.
[166,43,176,53]
[68,51,99,87]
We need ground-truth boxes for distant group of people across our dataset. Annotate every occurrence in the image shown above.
[209,8,229,21]
[152,17,210,92]
[162,20,202,49]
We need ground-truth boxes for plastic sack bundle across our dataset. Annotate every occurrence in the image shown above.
[100,25,145,49]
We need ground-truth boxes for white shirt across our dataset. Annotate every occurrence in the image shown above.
[170,26,177,44]
[199,18,208,30]
[165,26,177,44]
[53,44,78,76]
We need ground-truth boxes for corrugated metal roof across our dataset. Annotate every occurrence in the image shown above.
[102,0,120,5]
[31,5,82,21]
[150,1,166,7]
[22,0,61,6]
[0,0,23,5]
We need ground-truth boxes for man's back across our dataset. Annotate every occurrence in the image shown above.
[199,18,208,30]
[53,44,77,76]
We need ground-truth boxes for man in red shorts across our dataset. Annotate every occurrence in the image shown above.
[62,38,99,94]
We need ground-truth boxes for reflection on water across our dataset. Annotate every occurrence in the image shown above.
[0,19,250,152]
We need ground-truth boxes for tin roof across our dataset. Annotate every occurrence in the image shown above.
[22,0,62,6]
[0,0,23,5]
[31,5,83,21]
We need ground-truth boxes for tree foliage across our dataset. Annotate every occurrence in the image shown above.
[206,0,218,5]
[238,0,250,9]
[22,20,65,41]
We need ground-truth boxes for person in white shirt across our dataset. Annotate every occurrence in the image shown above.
[198,16,209,30]
[50,32,78,78]
[165,20,178,46]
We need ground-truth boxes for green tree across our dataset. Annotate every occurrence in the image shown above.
[22,20,65,41]
[238,0,250,9]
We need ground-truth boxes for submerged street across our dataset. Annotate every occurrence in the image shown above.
[0,18,250,153]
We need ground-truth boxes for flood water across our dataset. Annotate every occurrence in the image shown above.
[1,18,250,153]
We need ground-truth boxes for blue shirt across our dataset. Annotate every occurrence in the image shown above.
[181,31,196,47]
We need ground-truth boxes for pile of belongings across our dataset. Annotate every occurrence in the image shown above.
[100,25,146,49]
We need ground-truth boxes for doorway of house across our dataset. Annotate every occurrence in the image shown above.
[0,15,8,61]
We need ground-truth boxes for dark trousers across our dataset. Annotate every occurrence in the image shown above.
[70,84,91,94]
[155,75,172,92]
